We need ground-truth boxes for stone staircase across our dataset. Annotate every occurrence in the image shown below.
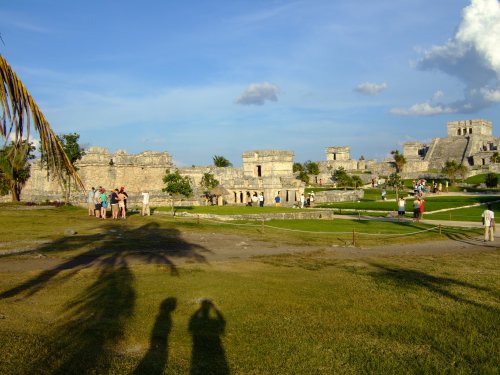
[425,137,469,170]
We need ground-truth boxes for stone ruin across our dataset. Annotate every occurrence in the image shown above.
[2,118,498,205]
[11,148,305,207]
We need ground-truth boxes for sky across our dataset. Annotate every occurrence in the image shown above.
[1,0,499,167]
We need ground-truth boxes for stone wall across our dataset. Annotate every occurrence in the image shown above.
[314,189,364,203]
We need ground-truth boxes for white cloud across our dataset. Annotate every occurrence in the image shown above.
[415,0,500,113]
[390,102,456,116]
[480,87,500,102]
[236,82,280,105]
[433,90,444,100]
[354,82,387,95]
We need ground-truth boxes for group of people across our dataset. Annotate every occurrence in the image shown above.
[247,192,265,207]
[87,187,152,218]
[298,192,315,208]
[87,186,128,219]
[395,196,425,222]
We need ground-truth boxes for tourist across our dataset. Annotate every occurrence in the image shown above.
[310,192,315,207]
[100,188,108,219]
[275,193,281,207]
[94,186,102,218]
[118,188,127,219]
[481,204,495,242]
[445,180,449,192]
[413,197,421,222]
[110,188,119,219]
[258,192,264,207]
[397,197,405,220]
[419,197,425,220]
[119,187,129,214]
[300,193,305,208]
[87,187,95,216]
[251,193,258,206]
[438,182,442,194]
[381,189,387,201]
[141,190,150,216]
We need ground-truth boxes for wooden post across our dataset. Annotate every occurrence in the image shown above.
[439,224,442,235]
[197,214,200,225]
[262,219,265,233]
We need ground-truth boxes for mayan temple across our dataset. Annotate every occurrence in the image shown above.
[3,118,498,206]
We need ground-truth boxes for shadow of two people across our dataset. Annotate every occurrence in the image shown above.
[134,298,229,375]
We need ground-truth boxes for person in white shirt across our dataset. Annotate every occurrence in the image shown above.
[300,193,305,208]
[141,191,150,216]
[482,205,495,242]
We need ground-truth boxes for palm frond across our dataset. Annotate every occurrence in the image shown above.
[0,54,83,190]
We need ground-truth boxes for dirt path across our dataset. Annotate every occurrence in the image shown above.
[0,230,497,273]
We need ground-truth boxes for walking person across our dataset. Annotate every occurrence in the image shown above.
[482,204,495,242]
[300,193,305,208]
[413,196,421,222]
[274,193,281,207]
[87,187,95,216]
[258,192,264,207]
[397,197,406,221]
[419,198,425,220]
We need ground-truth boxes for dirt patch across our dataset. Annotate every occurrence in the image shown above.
[0,229,497,273]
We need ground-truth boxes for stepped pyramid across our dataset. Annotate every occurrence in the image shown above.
[404,119,499,171]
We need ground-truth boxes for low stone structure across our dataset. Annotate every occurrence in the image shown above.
[2,118,498,204]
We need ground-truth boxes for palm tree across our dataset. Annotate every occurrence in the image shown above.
[391,150,406,173]
[212,155,232,167]
[0,55,83,192]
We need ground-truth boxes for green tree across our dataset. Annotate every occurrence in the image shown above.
[293,162,304,173]
[457,163,468,182]
[57,133,85,203]
[441,160,461,185]
[386,172,404,201]
[0,141,36,201]
[351,175,363,189]
[162,169,193,213]
[485,173,499,188]
[296,171,310,184]
[200,172,219,191]
[0,55,83,190]
[304,160,320,175]
[491,152,500,164]
[391,150,406,173]
[212,155,232,167]
[333,167,352,189]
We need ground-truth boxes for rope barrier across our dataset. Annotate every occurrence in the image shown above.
[172,216,446,238]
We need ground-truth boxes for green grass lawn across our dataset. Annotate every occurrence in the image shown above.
[319,193,500,214]
[0,207,498,374]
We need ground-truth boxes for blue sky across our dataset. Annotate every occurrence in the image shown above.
[1,0,499,166]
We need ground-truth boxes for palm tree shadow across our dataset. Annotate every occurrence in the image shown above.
[189,299,229,375]
[367,263,499,313]
[134,297,177,375]
[0,222,210,373]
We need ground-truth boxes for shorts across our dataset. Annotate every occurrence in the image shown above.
[398,209,405,215]
[101,202,108,209]
[88,202,94,210]
[95,203,101,210]
[111,204,118,214]
[413,208,420,218]
[118,201,125,208]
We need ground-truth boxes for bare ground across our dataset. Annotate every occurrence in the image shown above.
[0,230,498,273]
